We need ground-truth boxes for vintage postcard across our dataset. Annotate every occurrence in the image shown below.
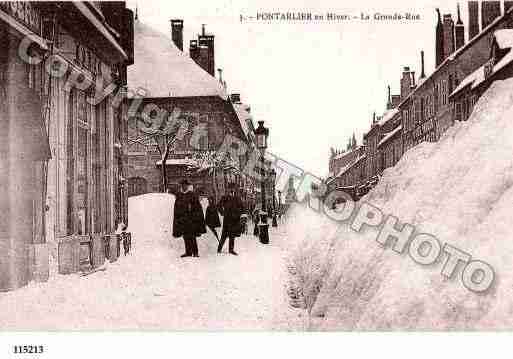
[0,0,512,357]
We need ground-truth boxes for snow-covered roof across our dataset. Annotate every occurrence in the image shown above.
[378,125,402,148]
[327,154,366,183]
[494,29,513,49]
[377,108,399,127]
[398,7,513,108]
[451,29,513,98]
[73,3,127,61]
[232,102,253,138]
[128,20,227,99]
[333,145,361,160]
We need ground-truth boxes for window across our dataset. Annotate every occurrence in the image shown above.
[104,100,111,232]
[415,99,421,124]
[455,103,462,122]
[420,97,425,122]
[66,91,75,234]
[434,84,439,113]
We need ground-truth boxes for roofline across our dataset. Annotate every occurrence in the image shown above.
[398,7,513,109]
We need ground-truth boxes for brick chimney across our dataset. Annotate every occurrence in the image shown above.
[189,40,198,62]
[400,66,413,99]
[198,24,215,76]
[455,4,465,50]
[481,1,501,30]
[443,14,455,60]
[468,1,479,40]
[170,19,183,51]
[435,8,444,67]
[420,50,426,79]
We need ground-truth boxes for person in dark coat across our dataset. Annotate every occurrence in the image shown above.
[217,183,244,255]
[205,196,221,241]
[173,179,206,258]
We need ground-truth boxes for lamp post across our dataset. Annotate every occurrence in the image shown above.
[271,168,278,227]
[254,120,269,244]
[277,190,282,223]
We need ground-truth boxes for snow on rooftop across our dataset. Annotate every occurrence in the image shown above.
[399,9,513,108]
[494,29,513,49]
[451,30,513,98]
[128,20,227,99]
[377,108,399,127]
[378,125,402,148]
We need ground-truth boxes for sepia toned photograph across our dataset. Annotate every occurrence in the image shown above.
[1,0,513,354]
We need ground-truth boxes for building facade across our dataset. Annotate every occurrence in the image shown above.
[327,1,513,199]
[126,19,260,209]
[0,1,133,291]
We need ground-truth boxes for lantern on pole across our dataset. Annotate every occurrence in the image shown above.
[254,121,269,244]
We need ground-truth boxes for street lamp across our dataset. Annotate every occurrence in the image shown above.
[277,190,282,223]
[254,120,269,244]
[271,168,278,227]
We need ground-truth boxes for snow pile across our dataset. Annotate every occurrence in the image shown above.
[128,20,227,99]
[0,193,303,330]
[287,77,513,330]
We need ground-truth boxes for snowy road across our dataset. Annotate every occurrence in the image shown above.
[0,194,305,330]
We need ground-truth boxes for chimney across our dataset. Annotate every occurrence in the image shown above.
[435,8,444,67]
[400,66,413,99]
[482,1,501,30]
[189,40,199,63]
[506,1,513,12]
[468,1,479,39]
[455,4,465,50]
[411,71,416,88]
[386,85,392,109]
[420,50,426,79]
[230,93,241,103]
[443,14,455,60]
[170,19,183,51]
[217,68,223,83]
[198,24,215,76]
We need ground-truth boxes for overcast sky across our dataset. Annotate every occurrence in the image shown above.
[127,0,475,177]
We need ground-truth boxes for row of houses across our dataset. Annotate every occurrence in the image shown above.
[327,1,513,197]
[125,16,269,211]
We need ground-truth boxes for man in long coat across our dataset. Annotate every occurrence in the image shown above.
[217,183,244,255]
[173,179,206,258]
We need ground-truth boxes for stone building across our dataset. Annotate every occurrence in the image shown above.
[328,1,513,199]
[401,2,513,153]
[0,1,133,291]
[126,19,258,205]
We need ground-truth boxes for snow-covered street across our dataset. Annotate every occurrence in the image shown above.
[0,194,304,330]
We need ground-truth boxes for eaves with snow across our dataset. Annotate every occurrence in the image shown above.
[451,29,513,98]
[127,20,227,99]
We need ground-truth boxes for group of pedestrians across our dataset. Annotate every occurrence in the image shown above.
[172,179,244,258]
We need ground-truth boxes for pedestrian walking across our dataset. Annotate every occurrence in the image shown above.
[253,207,260,236]
[217,183,244,255]
[172,179,206,258]
[205,196,221,242]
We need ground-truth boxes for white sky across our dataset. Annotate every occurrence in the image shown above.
[127,0,474,177]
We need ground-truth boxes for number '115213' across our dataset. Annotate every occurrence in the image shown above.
[13,345,44,354]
